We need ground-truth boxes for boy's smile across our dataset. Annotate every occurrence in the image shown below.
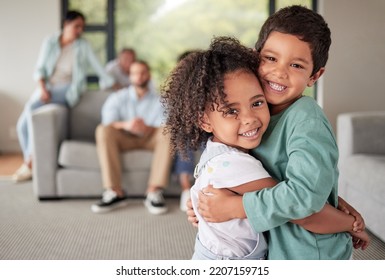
[258,31,324,115]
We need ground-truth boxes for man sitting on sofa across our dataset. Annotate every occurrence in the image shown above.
[91,60,173,215]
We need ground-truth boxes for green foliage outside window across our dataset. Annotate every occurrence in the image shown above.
[68,0,314,97]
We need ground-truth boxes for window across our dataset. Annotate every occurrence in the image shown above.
[63,0,316,97]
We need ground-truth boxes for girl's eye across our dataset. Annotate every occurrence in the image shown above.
[252,101,264,107]
[224,108,238,116]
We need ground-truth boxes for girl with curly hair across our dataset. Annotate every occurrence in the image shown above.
[162,36,276,259]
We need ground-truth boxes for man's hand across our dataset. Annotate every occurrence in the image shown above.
[112,118,148,137]
[128,118,147,136]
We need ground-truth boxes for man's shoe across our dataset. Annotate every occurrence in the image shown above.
[144,190,167,215]
[91,190,128,214]
[12,164,33,182]
[180,189,191,212]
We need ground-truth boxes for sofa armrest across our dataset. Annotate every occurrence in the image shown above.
[31,104,69,199]
[337,111,385,159]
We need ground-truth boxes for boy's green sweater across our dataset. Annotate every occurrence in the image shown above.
[244,96,352,260]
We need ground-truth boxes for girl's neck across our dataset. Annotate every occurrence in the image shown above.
[211,137,249,153]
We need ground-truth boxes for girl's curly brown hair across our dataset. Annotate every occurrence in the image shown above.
[161,36,260,158]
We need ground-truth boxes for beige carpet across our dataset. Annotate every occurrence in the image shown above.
[0,180,384,260]
[0,181,197,260]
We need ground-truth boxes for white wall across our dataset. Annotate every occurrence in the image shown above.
[319,0,385,133]
[0,0,384,152]
[0,0,60,152]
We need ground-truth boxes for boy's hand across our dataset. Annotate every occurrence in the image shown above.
[349,230,370,250]
[337,196,365,232]
[198,185,243,223]
[186,198,198,228]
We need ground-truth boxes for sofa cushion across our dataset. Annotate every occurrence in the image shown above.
[69,89,113,141]
[59,140,154,171]
[339,154,385,202]
[59,141,100,169]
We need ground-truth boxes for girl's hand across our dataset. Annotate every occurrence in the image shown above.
[349,230,370,250]
[186,198,198,228]
[338,196,365,232]
[198,185,245,223]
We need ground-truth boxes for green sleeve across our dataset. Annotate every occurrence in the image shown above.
[243,117,339,232]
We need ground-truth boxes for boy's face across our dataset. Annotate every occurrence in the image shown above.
[258,31,324,115]
[201,70,270,152]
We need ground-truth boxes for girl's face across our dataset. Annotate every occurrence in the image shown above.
[258,31,324,115]
[62,17,85,41]
[201,70,270,152]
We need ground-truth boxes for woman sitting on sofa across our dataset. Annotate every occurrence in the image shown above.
[13,10,114,182]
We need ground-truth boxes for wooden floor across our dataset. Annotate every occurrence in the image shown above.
[0,152,23,176]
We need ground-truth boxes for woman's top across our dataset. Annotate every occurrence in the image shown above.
[34,33,114,107]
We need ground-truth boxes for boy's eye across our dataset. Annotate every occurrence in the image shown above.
[291,63,304,69]
[264,56,276,62]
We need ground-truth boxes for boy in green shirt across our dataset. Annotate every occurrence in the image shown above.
[195,5,369,259]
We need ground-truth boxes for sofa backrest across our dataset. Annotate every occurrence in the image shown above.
[337,111,385,158]
[69,89,113,142]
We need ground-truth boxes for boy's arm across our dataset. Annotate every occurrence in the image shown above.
[198,177,277,223]
[291,204,356,233]
[199,184,362,233]
[227,177,277,194]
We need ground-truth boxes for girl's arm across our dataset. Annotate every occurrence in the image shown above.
[337,196,365,231]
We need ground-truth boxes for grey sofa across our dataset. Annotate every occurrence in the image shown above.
[31,89,183,200]
[337,111,385,242]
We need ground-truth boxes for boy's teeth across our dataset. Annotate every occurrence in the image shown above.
[269,82,285,91]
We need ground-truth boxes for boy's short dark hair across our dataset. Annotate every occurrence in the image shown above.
[255,5,331,76]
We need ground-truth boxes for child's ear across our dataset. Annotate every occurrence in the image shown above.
[199,113,213,133]
[308,67,325,87]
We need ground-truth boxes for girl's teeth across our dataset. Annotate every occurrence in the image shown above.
[242,129,257,137]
